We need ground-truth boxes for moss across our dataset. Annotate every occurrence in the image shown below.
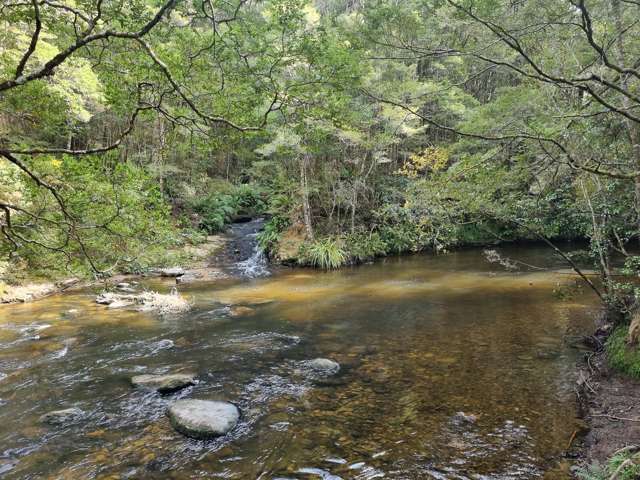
[606,326,640,379]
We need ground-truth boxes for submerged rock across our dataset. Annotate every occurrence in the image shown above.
[167,400,240,439]
[131,373,196,393]
[452,411,478,424]
[108,300,134,309]
[308,358,340,375]
[40,407,84,425]
[96,292,122,305]
[228,306,254,317]
[176,272,202,284]
[115,282,137,293]
[56,277,80,290]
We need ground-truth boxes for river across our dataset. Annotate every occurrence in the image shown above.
[0,245,597,479]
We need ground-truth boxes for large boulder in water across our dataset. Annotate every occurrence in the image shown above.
[167,400,240,439]
[131,373,196,393]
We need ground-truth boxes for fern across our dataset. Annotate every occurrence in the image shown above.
[576,451,640,480]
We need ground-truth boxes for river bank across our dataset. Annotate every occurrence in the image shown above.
[0,234,229,305]
[575,333,640,474]
[0,218,274,306]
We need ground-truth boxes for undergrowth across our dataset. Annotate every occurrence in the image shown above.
[576,448,640,480]
[606,326,640,379]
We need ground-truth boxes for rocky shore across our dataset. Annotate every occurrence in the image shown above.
[0,235,228,305]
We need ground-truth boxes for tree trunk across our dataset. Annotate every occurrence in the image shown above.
[300,154,314,239]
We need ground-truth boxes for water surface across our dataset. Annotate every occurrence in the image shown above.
[0,246,597,479]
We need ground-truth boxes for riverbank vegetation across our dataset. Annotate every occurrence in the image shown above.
[577,446,640,480]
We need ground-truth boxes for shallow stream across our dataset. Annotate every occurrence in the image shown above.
[0,246,597,479]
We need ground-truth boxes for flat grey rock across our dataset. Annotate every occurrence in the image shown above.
[167,400,240,439]
[40,407,84,425]
[159,267,186,277]
[131,373,195,393]
[308,358,340,375]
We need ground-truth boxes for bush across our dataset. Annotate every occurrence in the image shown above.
[606,326,640,379]
[344,231,388,263]
[373,204,424,253]
[191,192,238,233]
[576,449,640,480]
[234,184,266,213]
[190,184,265,234]
[303,238,347,269]
[257,215,290,253]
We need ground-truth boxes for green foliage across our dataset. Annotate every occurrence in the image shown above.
[302,238,347,269]
[191,193,237,234]
[606,326,640,379]
[576,449,640,480]
[0,155,177,278]
[257,215,290,252]
[374,205,424,253]
[344,231,388,263]
[2,0,640,289]
[190,184,265,234]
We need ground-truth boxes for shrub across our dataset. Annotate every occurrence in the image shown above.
[191,192,238,233]
[257,215,290,253]
[234,184,266,213]
[303,238,347,269]
[190,184,265,234]
[606,326,640,379]
[373,204,423,253]
[344,231,388,263]
[576,448,640,480]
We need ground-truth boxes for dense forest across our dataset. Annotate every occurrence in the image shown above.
[1,0,640,475]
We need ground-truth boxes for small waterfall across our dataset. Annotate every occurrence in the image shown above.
[227,218,270,278]
[235,236,270,278]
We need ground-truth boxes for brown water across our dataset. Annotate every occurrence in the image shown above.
[0,246,597,479]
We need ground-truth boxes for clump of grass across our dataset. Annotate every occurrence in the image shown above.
[305,238,347,269]
[576,448,640,480]
[606,325,640,379]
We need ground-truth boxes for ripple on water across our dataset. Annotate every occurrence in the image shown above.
[97,338,175,366]
[224,332,301,355]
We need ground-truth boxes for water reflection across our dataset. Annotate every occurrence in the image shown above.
[0,246,595,479]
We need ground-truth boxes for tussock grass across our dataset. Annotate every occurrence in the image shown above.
[306,239,347,269]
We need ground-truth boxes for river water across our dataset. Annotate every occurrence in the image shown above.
[0,246,597,479]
